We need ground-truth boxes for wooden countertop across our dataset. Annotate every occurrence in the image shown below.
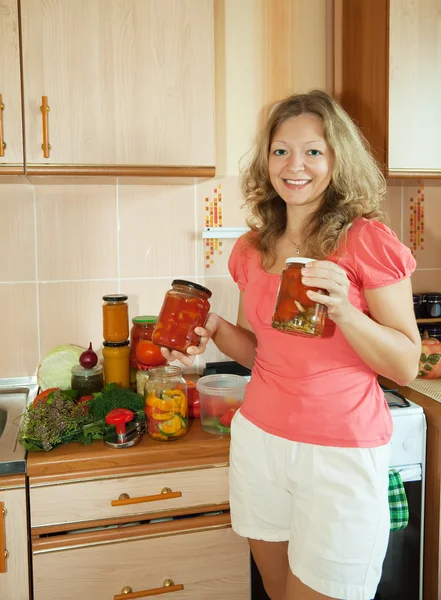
[26,419,230,485]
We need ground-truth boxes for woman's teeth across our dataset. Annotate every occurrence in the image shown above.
[284,179,310,188]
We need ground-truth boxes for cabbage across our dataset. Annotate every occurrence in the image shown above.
[37,344,86,391]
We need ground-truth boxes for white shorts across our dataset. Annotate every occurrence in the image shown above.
[229,411,391,600]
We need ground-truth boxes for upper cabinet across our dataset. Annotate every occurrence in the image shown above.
[336,0,441,177]
[2,0,215,177]
[0,0,24,174]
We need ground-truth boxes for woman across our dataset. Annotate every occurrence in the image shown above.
[161,90,421,600]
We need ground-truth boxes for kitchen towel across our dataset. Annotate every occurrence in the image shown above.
[388,468,409,531]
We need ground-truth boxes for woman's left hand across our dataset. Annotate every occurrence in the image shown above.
[301,260,352,323]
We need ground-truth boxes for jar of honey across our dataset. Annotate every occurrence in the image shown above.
[272,257,327,337]
[102,341,130,387]
[152,280,212,354]
[102,294,129,343]
[144,366,188,441]
[129,316,158,369]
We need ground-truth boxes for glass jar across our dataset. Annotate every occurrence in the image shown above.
[152,280,212,354]
[272,257,327,338]
[129,316,158,369]
[144,365,188,441]
[102,294,129,343]
[136,364,150,397]
[413,294,425,319]
[102,341,130,387]
[422,293,441,319]
[71,364,104,396]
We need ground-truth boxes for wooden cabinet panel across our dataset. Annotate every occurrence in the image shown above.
[30,466,229,528]
[0,480,30,600]
[20,0,215,172]
[33,522,250,600]
[388,0,441,172]
[0,0,24,172]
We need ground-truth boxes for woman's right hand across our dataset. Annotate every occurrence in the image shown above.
[160,312,222,367]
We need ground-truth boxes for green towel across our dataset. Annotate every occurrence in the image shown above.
[388,468,409,532]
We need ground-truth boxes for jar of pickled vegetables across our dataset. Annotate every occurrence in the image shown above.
[272,257,327,337]
[152,280,212,354]
[144,366,188,441]
[129,315,158,369]
[102,294,129,343]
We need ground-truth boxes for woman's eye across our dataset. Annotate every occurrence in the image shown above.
[274,149,287,156]
[307,149,322,157]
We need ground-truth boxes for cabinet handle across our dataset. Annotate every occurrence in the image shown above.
[115,579,184,599]
[0,503,7,573]
[0,94,6,157]
[111,487,182,507]
[40,96,51,158]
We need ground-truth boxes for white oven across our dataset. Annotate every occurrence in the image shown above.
[376,389,427,600]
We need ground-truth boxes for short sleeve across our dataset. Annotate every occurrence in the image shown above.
[350,220,416,289]
[228,235,249,292]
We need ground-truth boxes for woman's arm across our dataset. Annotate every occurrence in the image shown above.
[303,262,421,386]
[160,293,258,370]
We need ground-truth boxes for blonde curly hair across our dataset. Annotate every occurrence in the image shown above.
[241,89,387,263]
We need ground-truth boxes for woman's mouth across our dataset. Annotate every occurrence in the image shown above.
[283,178,311,191]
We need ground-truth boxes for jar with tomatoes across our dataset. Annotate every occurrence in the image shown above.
[272,257,327,337]
[144,366,188,441]
[129,316,158,368]
[152,280,212,354]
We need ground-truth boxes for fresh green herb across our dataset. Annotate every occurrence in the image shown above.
[88,383,145,422]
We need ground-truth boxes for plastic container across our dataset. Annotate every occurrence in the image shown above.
[144,365,188,441]
[102,341,130,387]
[196,374,247,435]
[71,364,104,396]
[272,257,327,337]
[129,316,158,369]
[152,280,212,354]
[102,294,129,343]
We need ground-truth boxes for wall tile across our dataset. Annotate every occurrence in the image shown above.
[384,181,403,240]
[0,284,39,377]
[38,281,116,357]
[0,184,36,282]
[118,184,196,279]
[35,184,118,281]
[411,270,441,294]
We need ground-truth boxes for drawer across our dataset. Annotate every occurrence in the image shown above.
[33,519,250,600]
[30,466,229,529]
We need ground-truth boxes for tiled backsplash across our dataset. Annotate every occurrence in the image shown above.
[0,175,440,378]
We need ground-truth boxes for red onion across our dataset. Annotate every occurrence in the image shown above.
[79,342,98,369]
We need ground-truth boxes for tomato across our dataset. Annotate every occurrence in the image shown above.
[78,395,94,404]
[219,408,237,427]
[135,340,166,367]
[33,387,59,406]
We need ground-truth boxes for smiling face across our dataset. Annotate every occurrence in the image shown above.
[268,113,334,214]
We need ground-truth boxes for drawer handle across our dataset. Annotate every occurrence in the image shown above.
[0,503,7,573]
[0,94,6,157]
[115,579,184,599]
[40,95,51,158]
[111,488,182,507]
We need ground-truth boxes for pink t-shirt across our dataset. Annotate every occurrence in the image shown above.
[228,218,416,448]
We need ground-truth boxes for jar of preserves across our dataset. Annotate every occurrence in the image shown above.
[71,364,104,396]
[422,293,441,319]
[129,315,158,369]
[272,257,327,337]
[102,341,130,387]
[144,365,188,441]
[152,280,212,354]
[102,294,129,343]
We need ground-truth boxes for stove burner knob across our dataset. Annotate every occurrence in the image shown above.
[403,439,413,451]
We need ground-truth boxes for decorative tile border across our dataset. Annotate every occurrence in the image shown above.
[204,184,223,268]
[409,182,424,254]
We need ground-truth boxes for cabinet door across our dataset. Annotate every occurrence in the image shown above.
[20,0,215,172]
[389,0,441,172]
[33,523,250,600]
[0,486,30,600]
[0,0,24,173]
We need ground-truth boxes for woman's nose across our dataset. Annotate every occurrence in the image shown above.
[286,152,304,171]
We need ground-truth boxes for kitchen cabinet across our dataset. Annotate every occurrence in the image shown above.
[27,420,250,600]
[0,475,31,600]
[0,0,24,174]
[336,0,441,177]
[17,0,215,177]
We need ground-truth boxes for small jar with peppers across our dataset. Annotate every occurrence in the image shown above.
[152,280,212,354]
[144,366,188,441]
[272,257,327,338]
